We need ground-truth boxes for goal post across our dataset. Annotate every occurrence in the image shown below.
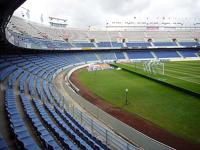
[143,60,165,75]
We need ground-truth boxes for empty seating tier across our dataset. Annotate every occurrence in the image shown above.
[5,89,41,150]
[179,50,199,57]
[154,50,180,58]
[126,42,151,48]
[153,42,177,47]
[7,16,200,50]
[115,52,126,59]
[127,51,154,59]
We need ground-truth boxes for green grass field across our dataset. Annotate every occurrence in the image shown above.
[77,60,200,143]
[117,61,200,94]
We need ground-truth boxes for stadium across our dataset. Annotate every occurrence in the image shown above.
[0,0,200,150]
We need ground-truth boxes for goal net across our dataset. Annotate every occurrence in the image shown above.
[143,60,164,75]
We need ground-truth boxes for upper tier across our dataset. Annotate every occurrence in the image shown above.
[5,16,200,50]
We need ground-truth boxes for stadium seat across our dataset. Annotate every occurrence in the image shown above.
[154,50,180,58]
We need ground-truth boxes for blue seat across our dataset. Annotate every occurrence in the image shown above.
[97,42,112,47]
[14,126,27,133]
[0,65,17,81]
[154,50,180,58]
[73,42,95,48]
[20,94,62,150]
[179,41,199,47]
[0,135,8,150]
[96,52,116,60]
[153,42,177,47]
[127,51,153,59]
[115,52,125,59]
[45,104,93,150]
[24,143,41,150]
[179,50,198,57]
[16,131,30,139]
[33,99,78,149]
[126,42,151,48]
[5,90,41,150]
[111,42,123,48]
[56,106,109,149]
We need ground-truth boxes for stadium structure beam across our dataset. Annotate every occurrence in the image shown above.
[0,0,26,49]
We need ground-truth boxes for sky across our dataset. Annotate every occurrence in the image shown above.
[14,0,200,27]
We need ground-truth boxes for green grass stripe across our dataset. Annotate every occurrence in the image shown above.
[165,65,200,74]
[119,63,200,93]
[164,68,200,79]
[166,61,200,67]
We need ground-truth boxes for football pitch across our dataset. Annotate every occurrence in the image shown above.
[77,60,200,143]
[118,60,200,94]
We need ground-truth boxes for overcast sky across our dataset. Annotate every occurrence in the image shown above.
[14,0,200,27]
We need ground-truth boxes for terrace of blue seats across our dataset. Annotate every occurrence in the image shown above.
[33,99,80,149]
[178,42,200,47]
[153,42,177,47]
[12,32,73,49]
[154,50,180,58]
[5,89,41,150]
[126,42,151,48]
[179,50,198,57]
[96,42,112,47]
[0,134,8,150]
[76,52,98,62]
[127,51,154,59]
[115,52,125,59]
[111,42,123,48]
[73,42,95,48]
[96,52,116,60]
[18,55,110,149]
[54,105,109,150]
[45,104,95,150]
[20,94,62,150]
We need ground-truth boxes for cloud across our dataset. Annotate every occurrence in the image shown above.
[14,0,200,27]
[96,0,151,15]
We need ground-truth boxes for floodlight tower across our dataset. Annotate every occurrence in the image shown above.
[49,17,68,28]
[21,7,30,19]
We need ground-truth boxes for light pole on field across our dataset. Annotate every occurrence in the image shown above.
[125,88,128,105]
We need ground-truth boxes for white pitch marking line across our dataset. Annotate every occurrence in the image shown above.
[164,68,200,79]
[164,74,200,85]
